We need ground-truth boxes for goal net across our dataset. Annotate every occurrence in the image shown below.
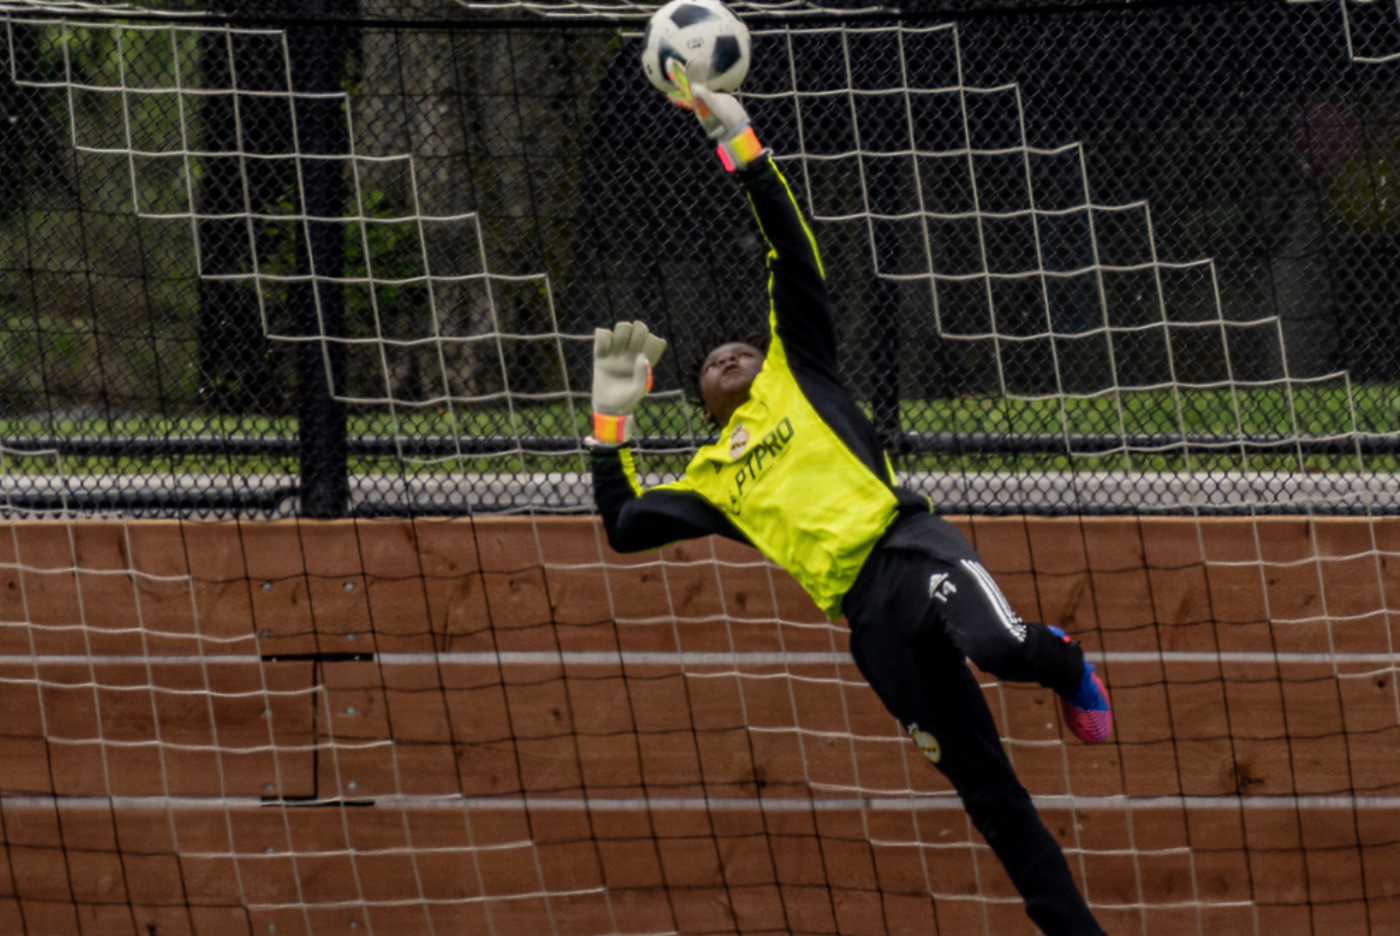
[0,0,1398,933]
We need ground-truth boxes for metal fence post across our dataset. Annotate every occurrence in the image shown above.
[290,3,354,518]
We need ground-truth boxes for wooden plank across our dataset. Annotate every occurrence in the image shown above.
[2,516,1399,934]
[0,519,498,657]
[0,639,1393,803]
[303,658,1400,801]
[0,661,316,798]
[3,516,1400,658]
[0,801,1395,936]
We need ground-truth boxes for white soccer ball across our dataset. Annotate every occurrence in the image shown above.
[641,0,751,96]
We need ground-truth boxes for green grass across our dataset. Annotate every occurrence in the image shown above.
[9,381,1387,437]
[0,406,587,441]
[898,385,1400,437]
[3,383,1398,478]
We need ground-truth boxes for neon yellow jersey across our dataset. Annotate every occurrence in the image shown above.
[590,158,928,619]
[655,331,902,617]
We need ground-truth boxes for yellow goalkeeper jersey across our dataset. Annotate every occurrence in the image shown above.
[591,158,929,619]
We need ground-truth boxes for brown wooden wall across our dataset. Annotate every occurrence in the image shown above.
[1,516,1398,935]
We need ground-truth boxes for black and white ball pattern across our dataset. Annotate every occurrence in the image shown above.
[642,0,751,95]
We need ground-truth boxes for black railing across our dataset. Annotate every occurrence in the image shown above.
[7,430,1400,460]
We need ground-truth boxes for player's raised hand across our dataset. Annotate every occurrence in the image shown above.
[671,59,745,140]
[591,321,668,445]
[667,59,766,172]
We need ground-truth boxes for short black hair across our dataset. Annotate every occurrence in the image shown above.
[685,328,769,427]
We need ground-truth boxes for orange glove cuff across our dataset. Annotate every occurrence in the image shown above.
[717,126,764,172]
[592,412,631,445]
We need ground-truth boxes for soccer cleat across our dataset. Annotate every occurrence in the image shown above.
[1048,626,1113,744]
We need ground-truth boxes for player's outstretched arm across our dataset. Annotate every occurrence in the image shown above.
[668,60,838,376]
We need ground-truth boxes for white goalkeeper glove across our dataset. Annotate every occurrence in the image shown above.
[591,320,668,445]
[666,59,766,173]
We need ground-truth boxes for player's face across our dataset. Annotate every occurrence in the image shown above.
[699,341,764,427]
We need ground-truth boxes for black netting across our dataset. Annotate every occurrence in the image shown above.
[2,0,1398,517]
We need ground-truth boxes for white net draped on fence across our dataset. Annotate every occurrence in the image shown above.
[2,1,1400,934]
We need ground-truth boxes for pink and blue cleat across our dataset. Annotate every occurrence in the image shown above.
[1049,626,1113,744]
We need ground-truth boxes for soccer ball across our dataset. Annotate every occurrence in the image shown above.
[641,0,751,96]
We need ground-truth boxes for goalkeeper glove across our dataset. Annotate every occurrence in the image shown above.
[666,59,766,173]
[590,320,668,445]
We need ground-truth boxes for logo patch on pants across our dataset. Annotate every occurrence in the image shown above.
[907,722,941,764]
[928,572,958,603]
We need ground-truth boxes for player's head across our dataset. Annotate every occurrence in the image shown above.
[690,330,767,429]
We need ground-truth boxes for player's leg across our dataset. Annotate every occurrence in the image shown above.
[932,556,1112,744]
[873,514,1112,743]
[845,548,1107,936]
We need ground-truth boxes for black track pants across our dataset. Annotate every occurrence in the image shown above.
[843,543,1107,936]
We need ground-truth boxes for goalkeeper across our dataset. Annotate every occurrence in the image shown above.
[588,62,1111,936]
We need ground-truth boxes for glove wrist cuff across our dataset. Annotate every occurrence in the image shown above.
[716,125,764,172]
[593,411,633,445]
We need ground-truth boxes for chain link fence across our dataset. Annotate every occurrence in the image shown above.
[2,0,1398,516]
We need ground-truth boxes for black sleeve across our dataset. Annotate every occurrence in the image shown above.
[736,158,841,384]
[736,157,901,486]
[591,445,750,553]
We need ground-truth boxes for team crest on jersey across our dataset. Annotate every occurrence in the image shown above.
[729,422,750,458]
[722,416,796,515]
